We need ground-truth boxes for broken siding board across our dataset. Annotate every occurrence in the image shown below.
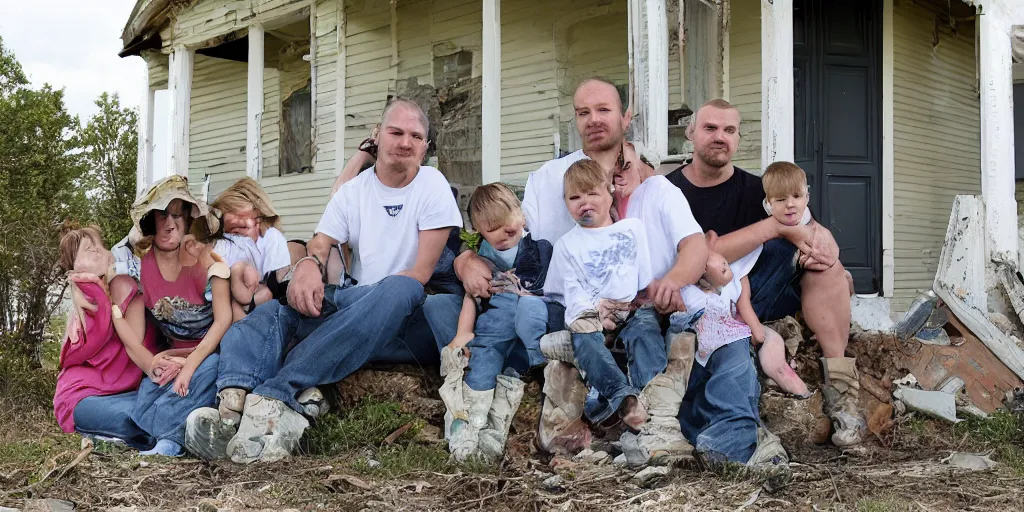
[728,0,761,171]
[892,0,981,314]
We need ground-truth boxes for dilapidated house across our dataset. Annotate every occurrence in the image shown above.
[118,0,1024,318]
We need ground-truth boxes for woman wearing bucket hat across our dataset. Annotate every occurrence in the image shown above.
[125,175,233,456]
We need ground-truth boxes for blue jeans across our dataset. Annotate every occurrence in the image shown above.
[420,292,465,354]
[464,293,548,391]
[748,239,803,322]
[74,392,155,450]
[132,354,220,446]
[217,276,453,413]
[576,307,667,424]
[678,339,760,463]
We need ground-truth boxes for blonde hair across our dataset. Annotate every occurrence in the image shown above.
[564,159,611,199]
[211,177,281,232]
[468,183,523,231]
[762,161,808,199]
[58,225,104,272]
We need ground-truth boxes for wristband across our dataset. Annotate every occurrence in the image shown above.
[111,304,123,319]
[296,255,327,282]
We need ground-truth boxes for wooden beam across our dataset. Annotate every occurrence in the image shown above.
[136,55,155,197]
[166,44,193,177]
[882,0,895,297]
[628,0,669,157]
[309,0,319,171]
[247,24,265,180]
[760,0,794,168]
[482,0,501,184]
[335,0,347,175]
[978,2,1018,265]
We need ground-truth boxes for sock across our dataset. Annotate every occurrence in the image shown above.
[139,439,184,457]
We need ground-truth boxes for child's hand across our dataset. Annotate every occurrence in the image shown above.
[66,280,98,344]
[751,324,767,345]
[597,299,630,330]
[150,356,184,386]
[450,332,474,350]
[173,356,201,397]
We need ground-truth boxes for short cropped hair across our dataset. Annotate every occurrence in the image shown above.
[687,98,741,138]
[59,225,104,272]
[382,97,430,136]
[576,77,628,114]
[468,183,524,231]
[564,159,611,199]
[762,161,808,199]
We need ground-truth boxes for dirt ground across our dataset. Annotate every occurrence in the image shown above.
[2,338,1023,511]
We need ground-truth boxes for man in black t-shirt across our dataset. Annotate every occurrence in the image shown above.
[667,99,865,450]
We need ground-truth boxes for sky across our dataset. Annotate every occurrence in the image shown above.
[0,0,169,178]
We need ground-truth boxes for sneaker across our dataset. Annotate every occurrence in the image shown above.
[139,439,184,457]
[226,394,309,464]
[697,427,791,492]
[185,407,236,460]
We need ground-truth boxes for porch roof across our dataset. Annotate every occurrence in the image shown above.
[119,0,185,57]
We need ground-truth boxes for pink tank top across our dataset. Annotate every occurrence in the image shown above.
[140,250,213,349]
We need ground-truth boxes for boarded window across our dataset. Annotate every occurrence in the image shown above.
[280,81,312,175]
[433,51,473,89]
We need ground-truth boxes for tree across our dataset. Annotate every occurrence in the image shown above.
[0,36,89,352]
[80,93,138,246]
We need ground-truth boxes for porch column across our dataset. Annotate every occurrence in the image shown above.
[335,0,347,175]
[978,3,1019,265]
[247,24,265,180]
[760,0,794,168]
[136,56,155,197]
[628,0,669,157]
[481,0,501,184]
[166,44,194,177]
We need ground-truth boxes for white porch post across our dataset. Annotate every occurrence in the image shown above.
[334,0,347,175]
[136,56,155,197]
[628,0,669,157]
[481,0,501,184]
[978,2,1019,265]
[246,24,265,180]
[760,0,795,168]
[166,45,194,177]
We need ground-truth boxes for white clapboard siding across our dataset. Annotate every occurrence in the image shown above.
[169,0,310,49]
[891,1,981,314]
[187,55,248,201]
[728,0,761,172]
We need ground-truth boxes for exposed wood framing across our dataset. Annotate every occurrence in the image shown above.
[934,195,1024,382]
[309,0,318,170]
[334,0,346,175]
[482,0,501,184]
[247,23,265,180]
[978,1,1019,265]
[390,0,399,67]
[628,0,669,157]
[166,44,193,177]
[760,0,794,168]
[136,52,156,197]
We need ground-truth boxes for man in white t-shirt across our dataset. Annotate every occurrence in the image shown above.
[187,99,463,464]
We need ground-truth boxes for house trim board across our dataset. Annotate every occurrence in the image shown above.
[882,0,895,297]
[482,0,501,184]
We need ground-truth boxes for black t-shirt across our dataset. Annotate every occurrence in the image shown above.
[666,164,768,236]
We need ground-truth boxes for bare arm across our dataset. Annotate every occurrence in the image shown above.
[648,233,710,313]
[330,151,375,199]
[712,218,782,263]
[448,294,477,351]
[399,228,450,285]
[111,295,156,374]
[737,276,765,344]
[174,275,231,396]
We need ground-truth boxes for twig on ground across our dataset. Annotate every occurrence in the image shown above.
[1,443,91,496]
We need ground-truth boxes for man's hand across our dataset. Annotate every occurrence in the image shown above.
[454,251,493,298]
[783,223,840,272]
[288,258,325,317]
[646,277,686,314]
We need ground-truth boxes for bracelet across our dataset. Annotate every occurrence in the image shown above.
[111,304,123,319]
[295,255,327,282]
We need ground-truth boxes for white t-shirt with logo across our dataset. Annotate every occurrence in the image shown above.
[623,175,704,279]
[316,166,463,286]
[521,150,587,243]
[544,218,654,325]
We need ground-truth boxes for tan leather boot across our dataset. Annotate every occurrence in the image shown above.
[820,357,867,447]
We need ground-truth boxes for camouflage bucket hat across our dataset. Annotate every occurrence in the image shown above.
[130,175,219,238]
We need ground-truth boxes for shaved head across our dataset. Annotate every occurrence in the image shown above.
[382,98,430,135]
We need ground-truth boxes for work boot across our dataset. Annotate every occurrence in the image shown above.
[438,345,496,462]
[218,388,247,425]
[477,374,525,460]
[820,357,866,447]
[184,407,236,460]
[537,360,592,454]
[745,427,792,492]
[618,331,696,466]
[297,387,328,419]
[226,394,309,464]
[540,330,576,363]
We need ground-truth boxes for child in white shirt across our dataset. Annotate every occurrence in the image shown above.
[544,159,655,431]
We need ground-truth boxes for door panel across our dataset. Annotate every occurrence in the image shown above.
[793,0,882,294]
